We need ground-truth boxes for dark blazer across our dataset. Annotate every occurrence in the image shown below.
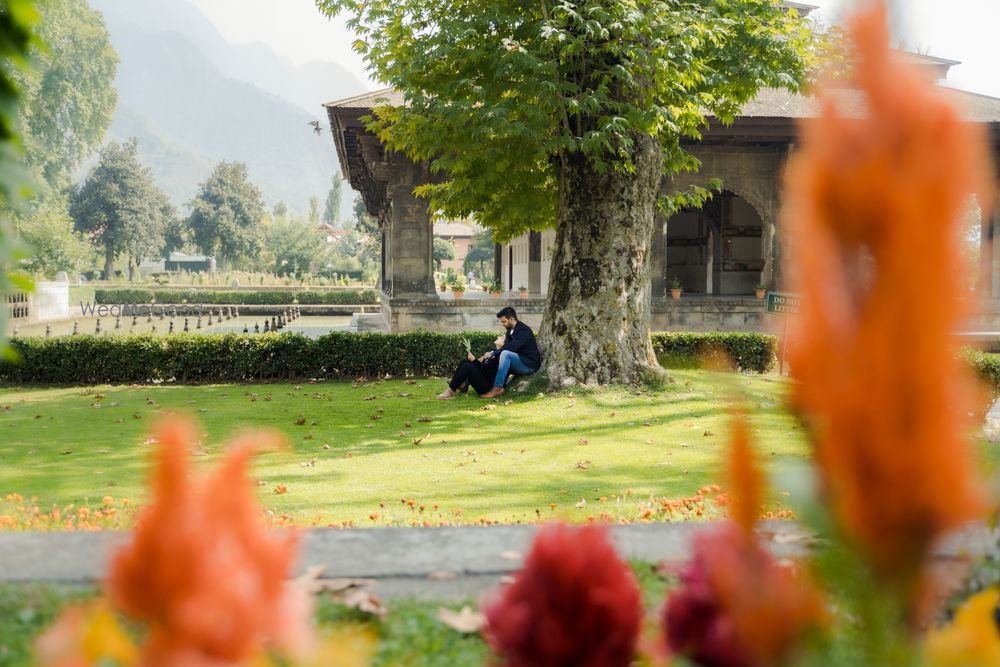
[490,320,540,370]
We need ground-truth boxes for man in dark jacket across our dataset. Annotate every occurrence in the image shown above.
[479,306,540,398]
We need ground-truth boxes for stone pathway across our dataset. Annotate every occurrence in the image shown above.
[0,522,993,600]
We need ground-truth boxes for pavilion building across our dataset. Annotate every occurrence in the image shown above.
[325,52,1000,333]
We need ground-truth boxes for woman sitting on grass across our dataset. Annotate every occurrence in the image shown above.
[437,333,505,399]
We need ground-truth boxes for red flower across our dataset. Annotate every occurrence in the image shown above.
[483,523,643,667]
[664,523,825,667]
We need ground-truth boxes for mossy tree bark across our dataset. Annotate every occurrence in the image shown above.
[539,133,664,387]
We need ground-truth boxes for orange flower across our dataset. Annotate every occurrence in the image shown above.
[783,0,992,601]
[725,409,761,535]
[107,416,311,667]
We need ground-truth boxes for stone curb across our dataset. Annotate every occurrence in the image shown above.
[0,522,992,600]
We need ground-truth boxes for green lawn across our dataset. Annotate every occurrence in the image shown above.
[0,371,808,526]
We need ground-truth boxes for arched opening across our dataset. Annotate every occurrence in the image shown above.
[663,191,764,296]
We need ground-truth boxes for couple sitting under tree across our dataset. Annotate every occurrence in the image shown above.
[437,307,540,400]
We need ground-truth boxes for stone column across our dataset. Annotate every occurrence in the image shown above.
[386,154,435,297]
[528,231,542,295]
[493,243,503,287]
[651,214,668,298]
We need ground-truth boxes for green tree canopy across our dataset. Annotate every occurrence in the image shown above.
[14,0,117,192]
[187,162,266,272]
[319,0,813,385]
[267,216,322,276]
[0,0,41,352]
[323,172,343,226]
[70,139,170,280]
[13,194,92,277]
[463,228,495,280]
[433,237,456,270]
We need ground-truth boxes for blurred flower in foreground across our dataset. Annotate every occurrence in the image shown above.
[36,416,314,667]
[783,0,993,611]
[664,411,826,667]
[925,588,1000,666]
[35,600,138,667]
[107,416,310,667]
[482,522,642,667]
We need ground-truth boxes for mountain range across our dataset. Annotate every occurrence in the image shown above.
[87,0,369,216]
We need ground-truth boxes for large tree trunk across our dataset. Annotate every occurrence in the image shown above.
[539,133,663,387]
[103,244,114,280]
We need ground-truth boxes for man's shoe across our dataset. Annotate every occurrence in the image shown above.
[436,389,456,400]
[480,387,504,399]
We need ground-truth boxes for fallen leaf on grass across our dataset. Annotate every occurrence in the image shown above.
[60,450,73,455]
[295,565,376,594]
[322,444,331,450]
[481,405,495,411]
[575,460,591,470]
[364,395,376,401]
[575,498,587,508]
[273,485,288,495]
[295,417,306,425]
[300,458,318,468]
[437,605,486,634]
[338,588,386,619]
[413,433,430,445]
[566,399,576,408]
[578,438,589,446]
[417,416,432,423]
[405,380,418,385]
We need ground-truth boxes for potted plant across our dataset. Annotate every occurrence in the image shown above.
[670,277,683,300]
[755,282,767,300]
[489,281,503,298]
[518,285,529,299]
[451,281,467,300]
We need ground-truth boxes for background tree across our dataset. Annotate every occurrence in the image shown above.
[433,237,456,271]
[187,161,265,272]
[13,0,117,192]
[463,228,495,282]
[13,195,92,277]
[308,196,320,225]
[323,173,343,226]
[319,0,812,385]
[272,201,288,222]
[267,216,322,276]
[70,139,170,280]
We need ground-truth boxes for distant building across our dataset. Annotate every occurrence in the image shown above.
[324,46,1000,332]
[433,220,478,274]
[140,252,217,277]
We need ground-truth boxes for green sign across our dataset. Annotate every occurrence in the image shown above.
[765,292,801,315]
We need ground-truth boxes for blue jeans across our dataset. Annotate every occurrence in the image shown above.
[494,350,536,388]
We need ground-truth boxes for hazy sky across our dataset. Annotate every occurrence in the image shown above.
[189,0,1000,99]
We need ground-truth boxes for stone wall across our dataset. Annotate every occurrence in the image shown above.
[382,295,773,334]
[383,297,545,332]
[651,297,769,332]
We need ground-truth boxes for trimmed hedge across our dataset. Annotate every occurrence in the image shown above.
[0,331,779,385]
[92,288,380,306]
[965,350,1000,396]
[652,332,777,374]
